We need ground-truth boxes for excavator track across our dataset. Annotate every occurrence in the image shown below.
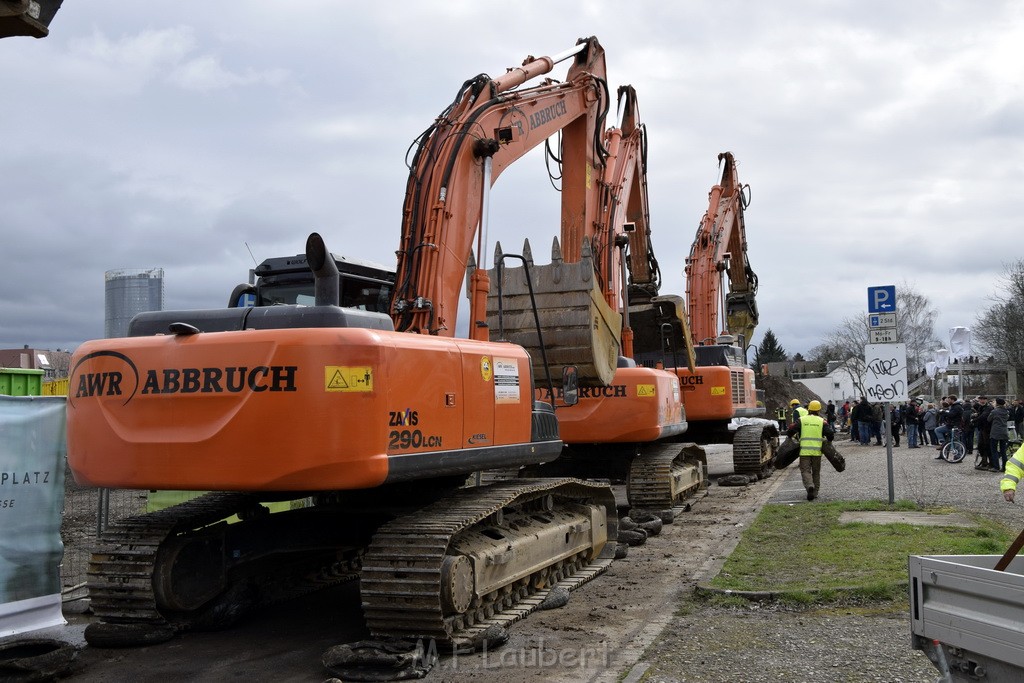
[732,424,777,477]
[360,478,617,649]
[85,491,367,647]
[87,491,260,629]
[626,443,706,510]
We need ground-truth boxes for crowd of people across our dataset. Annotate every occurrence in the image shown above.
[780,395,1024,506]
[822,395,1024,473]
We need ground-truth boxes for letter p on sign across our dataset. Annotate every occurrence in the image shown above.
[868,285,896,313]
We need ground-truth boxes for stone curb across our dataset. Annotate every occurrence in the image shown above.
[692,581,908,601]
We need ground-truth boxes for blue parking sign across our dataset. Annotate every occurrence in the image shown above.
[867,285,896,313]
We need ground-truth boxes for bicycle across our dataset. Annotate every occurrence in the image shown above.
[939,427,967,463]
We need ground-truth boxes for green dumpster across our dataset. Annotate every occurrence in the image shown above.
[0,368,44,396]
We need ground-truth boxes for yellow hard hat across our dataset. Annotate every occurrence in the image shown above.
[808,400,822,412]
[789,399,800,406]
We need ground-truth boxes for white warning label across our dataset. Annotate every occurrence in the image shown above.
[493,357,520,404]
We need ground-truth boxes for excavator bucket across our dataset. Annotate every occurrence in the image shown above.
[487,237,622,387]
[726,291,758,350]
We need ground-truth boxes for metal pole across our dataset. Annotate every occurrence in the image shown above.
[96,488,110,537]
[479,156,492,271]
[885,401,895,504]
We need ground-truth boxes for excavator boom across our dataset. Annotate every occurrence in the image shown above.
[394,37,609,339]
[685,152,759,349]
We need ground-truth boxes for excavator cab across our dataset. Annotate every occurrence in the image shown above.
[228,252,395,313]
[628,294,696,373]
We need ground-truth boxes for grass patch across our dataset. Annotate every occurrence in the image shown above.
[706,500,1012,596]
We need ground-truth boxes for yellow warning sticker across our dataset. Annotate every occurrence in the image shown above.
[480,356,492,382]
[710,386,726,396]
[636,384,656,397]
[325,366,373,392]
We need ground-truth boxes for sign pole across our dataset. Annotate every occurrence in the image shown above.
[884,402,894,504]
[864,280,904,507]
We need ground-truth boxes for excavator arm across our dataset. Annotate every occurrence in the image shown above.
[611,85,656,301]
[393,36,610,338]
[685,151,759,350]
[483,83,692,384]
[603,86,696,374]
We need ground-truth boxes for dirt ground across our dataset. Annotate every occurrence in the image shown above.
[29,445,776,682]
[757,373,823,421]
[22,375,843,682]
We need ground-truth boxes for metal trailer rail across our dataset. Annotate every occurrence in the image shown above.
[909,554,1024,681]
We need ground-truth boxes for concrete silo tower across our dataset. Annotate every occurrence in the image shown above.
[104,268,165,339]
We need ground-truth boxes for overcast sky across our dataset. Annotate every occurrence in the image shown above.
[2,1,1021,359]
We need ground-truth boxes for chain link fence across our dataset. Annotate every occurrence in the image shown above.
[60,463,148,606]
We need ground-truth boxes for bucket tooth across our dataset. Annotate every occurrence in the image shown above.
[580,235,593,260]
[487,236,622,387]
[550,237,563,264]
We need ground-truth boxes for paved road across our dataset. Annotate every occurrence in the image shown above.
[766,435,1023,533]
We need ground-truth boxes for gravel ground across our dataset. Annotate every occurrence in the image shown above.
[634,436,1023,683]
[27,436,1023,681]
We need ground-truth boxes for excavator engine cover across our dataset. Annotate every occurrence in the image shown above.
[487,237,621,387]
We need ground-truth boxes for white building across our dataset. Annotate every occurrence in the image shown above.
[794,359,864,404]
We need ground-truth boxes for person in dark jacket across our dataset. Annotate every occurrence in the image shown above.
[870,402,884,445]
[888,405,901,447]
[935,395,964,456]
[988,398,1011,471]
[962,397,980,455]
[1012,398,1024,440]
[851,397,873,445]
[975,396,992,467]
[905,400,921,448]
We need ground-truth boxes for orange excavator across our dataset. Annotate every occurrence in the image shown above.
[67,38,627,651]
[631,152,774,477]
[483,85,705,510]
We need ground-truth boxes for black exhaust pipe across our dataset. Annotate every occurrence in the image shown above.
[305,232,339,307]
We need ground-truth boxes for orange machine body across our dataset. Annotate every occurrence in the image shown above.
[542,367,685,444]
[67,328,541,491]
[675,364,760,422]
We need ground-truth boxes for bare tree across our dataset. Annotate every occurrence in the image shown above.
[810,282,939,396]
[812,316,870,397]
[895,282,941,373]
[973,260,1024,372]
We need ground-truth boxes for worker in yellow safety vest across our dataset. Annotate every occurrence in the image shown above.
[790,398,808,425]
[787,400,835,501]
[1000,442,1024,502]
